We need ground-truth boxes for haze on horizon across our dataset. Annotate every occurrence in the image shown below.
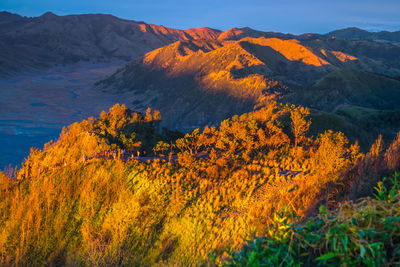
[1,0,399,34]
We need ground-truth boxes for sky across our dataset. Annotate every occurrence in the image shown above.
[1,0,399,34]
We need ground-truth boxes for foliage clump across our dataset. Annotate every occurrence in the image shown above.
[228,172,400,266]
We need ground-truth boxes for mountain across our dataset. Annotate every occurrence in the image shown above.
[217,26,294,41]
[2,11,399,76]
[327,27,400,43]
[0,11,222,75]
[99,35,400,131]
[0,11,25,23]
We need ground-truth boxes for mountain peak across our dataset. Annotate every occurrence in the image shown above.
[183,27,222,40]
[240,26,255,31]
[218,27,262,40]
[40,11,58,19]
[331,27,368,34]
[326,27,400,42]
[0,11,24,23]
[342,27,364,31]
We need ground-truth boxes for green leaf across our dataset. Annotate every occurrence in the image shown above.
[315,252,339,261]
[319,205,327,214]
[343,235,348,251]
[359,230,366,238]
[360,245,366,258]
[248,251,258,264]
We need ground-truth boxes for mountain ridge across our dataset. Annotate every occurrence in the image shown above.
[0,11,223,75]
[2,11,399,76]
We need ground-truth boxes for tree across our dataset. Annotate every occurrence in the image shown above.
[154,141,171,157]
[290,106,311,149]
[120,133,142,153]
[176,128,201,155]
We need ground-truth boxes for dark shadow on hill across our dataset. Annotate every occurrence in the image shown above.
[285,69,400,112]
[99,63,256,131]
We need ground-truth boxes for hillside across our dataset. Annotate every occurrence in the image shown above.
[289,69,400,111]
[282,70,400,148]
[99,35,400,132]
[1,103,400,265]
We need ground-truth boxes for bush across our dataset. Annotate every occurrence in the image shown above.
[228,173,400,266]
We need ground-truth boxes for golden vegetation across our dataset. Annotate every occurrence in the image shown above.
[0,103,399,265]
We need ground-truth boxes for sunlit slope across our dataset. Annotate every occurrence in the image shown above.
[0,103,363,265]
[99,35,400,131]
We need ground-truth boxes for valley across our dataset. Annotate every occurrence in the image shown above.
[0,60,128,167]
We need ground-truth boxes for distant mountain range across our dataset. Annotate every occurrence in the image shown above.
[327,27,400,42]
[1,11,399,75]
[0,11,221,75]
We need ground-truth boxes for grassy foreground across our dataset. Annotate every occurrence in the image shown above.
[1,103,400,265]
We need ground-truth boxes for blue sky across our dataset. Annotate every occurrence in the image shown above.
[1,0,399,34]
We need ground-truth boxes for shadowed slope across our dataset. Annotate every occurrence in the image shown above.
[289,69,400,112]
